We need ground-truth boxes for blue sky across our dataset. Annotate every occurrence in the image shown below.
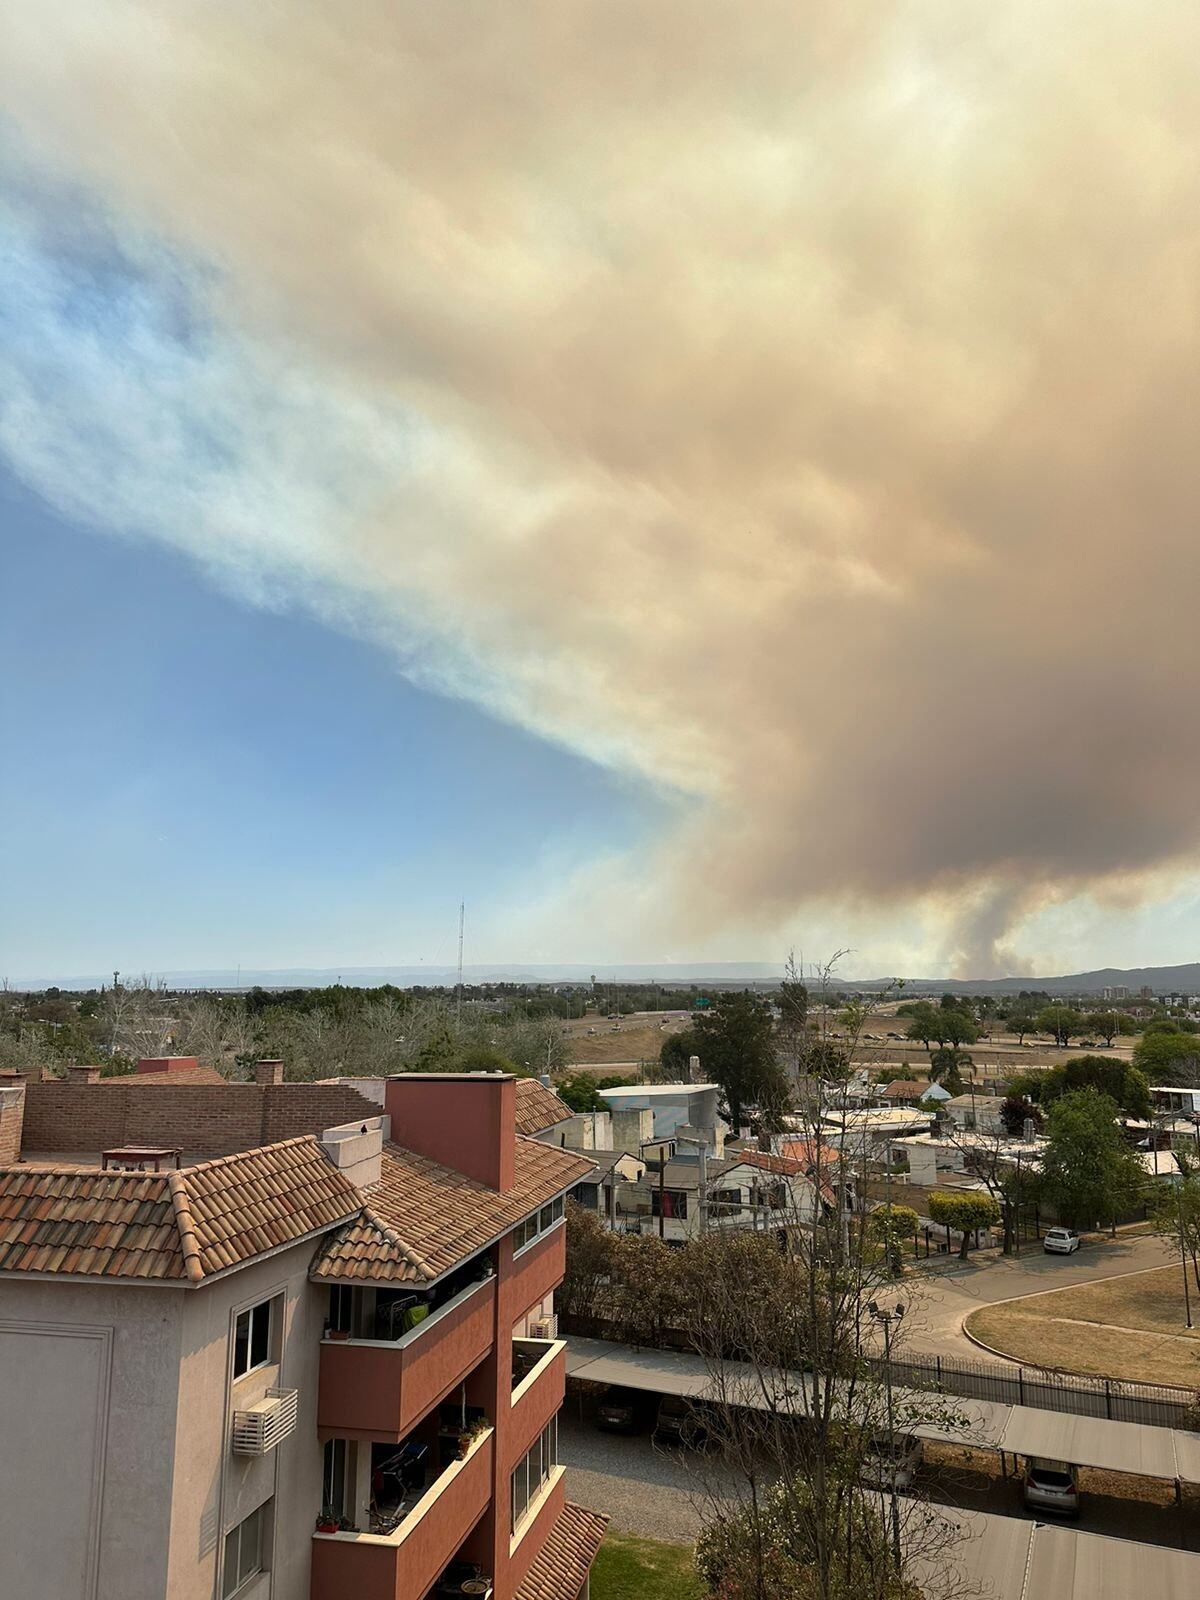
[0,466,666,977]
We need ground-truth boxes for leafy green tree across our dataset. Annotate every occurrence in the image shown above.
[1006,1004,1037,1044]
[692,992,791,1136]
[1133,1028,1200,1087]
[939,1009,980,1050]
[452,1043,523,1075]
[868,1203,920,1277]
[927,1190,1002,1258]
[1057,1055,1151,1117]
[1085,1011,1122,1046]
[906,1000,978,1056]
[904,1001,939,1051]
[554,1071,635,1112]
[659,1025,701,1077]
[999,1095,1042,1137]
[1035,1005,1084,1047]
[1038,1090,1147,1231]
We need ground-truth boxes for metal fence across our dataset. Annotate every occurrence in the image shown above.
[881,1349,1195,1429]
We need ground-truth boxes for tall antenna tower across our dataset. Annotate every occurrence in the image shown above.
[456,901,465,1026]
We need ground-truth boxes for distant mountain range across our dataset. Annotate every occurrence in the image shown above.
[11,959,1200,995]
[839,962,1200,997]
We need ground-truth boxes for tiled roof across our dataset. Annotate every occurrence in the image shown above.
[311,1135,593,1284]
[778,1139,842,1170]
[515,1500,608,1600]
[726,1149,805,1177]
[0,1137,360,1282]
[113,1063,228,1085]
[514,1077,572,1136]
[0,1168,185,1280]
[879,1080,930,1099]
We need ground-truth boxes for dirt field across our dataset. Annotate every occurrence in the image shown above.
[965,1266,1200,1387]
[562,1013,688,1068]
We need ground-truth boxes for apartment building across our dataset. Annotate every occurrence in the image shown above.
[0,1066,605,1600]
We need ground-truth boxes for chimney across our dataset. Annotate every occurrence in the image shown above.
[70,1064,102,1085]
[136,1056,200,1076]
[384,1073,515,1191]
[611,1106,653,1156]
[0,1081,25,1164]
[320,1116,384,1188]
[255,1059,285,1086]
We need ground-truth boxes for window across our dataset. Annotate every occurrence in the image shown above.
[512,1195,565,1256]
[328,1285,353,1334]
[509,1415,558,1533]
[233,1298,274,1380]
[650,1188,688,1220]
[222,1501,269,1598]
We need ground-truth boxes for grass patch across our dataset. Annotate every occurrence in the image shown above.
[966,1265,1200,1386]
[591,1531,704,1600]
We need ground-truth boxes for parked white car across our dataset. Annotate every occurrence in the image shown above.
[859,1433,922,1492]
[1043,1227,1081,1255]
[1023,1457,1079,1516]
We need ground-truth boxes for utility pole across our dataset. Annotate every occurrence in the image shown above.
[1178,1186,1194,1330]
[867,1300,906,1566]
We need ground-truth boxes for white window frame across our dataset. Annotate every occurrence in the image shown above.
[233,1297,274,1382]
[512,1195,566,1259]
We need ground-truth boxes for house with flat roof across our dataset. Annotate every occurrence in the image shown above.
[0,1064,605,1600]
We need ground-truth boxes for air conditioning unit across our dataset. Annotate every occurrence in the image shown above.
[232,1387,299,1455]
[530,1316,557,1340]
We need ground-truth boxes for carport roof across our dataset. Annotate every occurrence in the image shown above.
[565,1337,1200,1485]
[928,1508,1200,1600]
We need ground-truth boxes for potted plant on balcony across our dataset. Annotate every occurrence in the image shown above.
[457,1416,490,1458]
[315,1506,340,1534]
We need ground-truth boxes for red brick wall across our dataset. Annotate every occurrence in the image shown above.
[20,1080,380,1158]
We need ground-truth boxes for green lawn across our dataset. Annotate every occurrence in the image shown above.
[590,1531,704,1600]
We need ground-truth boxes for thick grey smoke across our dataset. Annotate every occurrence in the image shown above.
[4,1,1200,973]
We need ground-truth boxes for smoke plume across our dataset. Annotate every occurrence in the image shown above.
[3,2,1200,972]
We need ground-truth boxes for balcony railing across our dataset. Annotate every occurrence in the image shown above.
[311,1427,494,1600]
[319,1276,495,1440]
[510,1338,560,1403]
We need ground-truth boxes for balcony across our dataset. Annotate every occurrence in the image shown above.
[311,1426,493,1600]
[319,1274,496,1441]
[510,1339,565,1454]
[509,1223,565,1320]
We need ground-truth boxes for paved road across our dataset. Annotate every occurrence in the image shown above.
[904,1233,1171,1360]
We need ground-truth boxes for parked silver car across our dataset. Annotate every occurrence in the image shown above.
[1023,1457,1079,1516]
[1043,1227,1081,1255]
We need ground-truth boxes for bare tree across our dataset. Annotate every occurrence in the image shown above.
[679,955,975,1600]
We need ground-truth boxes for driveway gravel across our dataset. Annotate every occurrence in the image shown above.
[558,1408,737,1542]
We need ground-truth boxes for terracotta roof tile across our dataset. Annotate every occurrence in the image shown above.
[311,1135,592,1284]
[514,1077,572,1136]
[0,1137,361,1283]
[515,1501,608,1600]
[107,1064,228,1085]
